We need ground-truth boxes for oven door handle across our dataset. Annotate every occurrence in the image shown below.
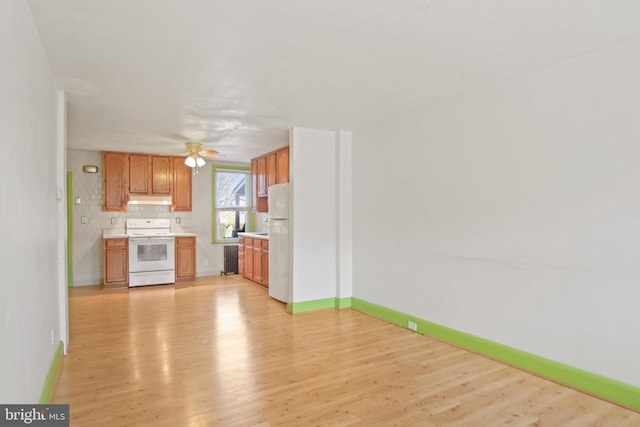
[129,237,174,243]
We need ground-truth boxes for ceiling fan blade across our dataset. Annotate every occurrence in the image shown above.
[199,149,219,158]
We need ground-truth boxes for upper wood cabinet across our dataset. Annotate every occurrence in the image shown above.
[251,146,289,212]
[128,154,149,194]
[103,152,129,211]
[151,156,172,194]
[276,147,289,184]
[266,151,277,190]
[256,156,267,197]
[171,157,192,212]
[128,154,172,195]
[103,152,192,212]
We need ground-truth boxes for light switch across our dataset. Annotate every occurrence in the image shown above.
[74,197,81,205]
[81,216,88,224]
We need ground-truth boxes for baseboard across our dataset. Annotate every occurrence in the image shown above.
[335,297,352,309]
[196,269,221,277]
[72,279,102,286]
[287,298,335,314]
[39,341,64,404]
[286,297,353,314]
[351,298,640,412]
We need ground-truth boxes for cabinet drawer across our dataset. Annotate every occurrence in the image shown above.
[176,236,195,246]
[105,238,127,248]
[262,240,269,249]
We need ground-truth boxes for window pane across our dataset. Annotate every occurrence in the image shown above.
[216,171,248,208]
[216,210,247,240]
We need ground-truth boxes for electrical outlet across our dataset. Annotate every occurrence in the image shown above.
[175,217,181,224]
[74,197,81,205]
[408,321,418,332]
[81,216,88,224]
[111,217,117,225]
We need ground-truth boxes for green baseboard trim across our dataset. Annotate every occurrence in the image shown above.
[39,341,64,404]
[287,298,337,314]
[335,297,352,309]
[351,298,640,411]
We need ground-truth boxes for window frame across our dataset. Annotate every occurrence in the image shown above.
[211,165,252,244]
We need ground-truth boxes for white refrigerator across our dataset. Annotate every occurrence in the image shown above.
[268,183,290,302]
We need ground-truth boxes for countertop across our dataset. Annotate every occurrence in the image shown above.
[238,232,269,240]
[103,229,127,239]
[102,229,196,238]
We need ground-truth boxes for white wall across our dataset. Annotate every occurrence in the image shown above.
[336,131,353,299]
[290,127,338,302]
[0,0,62,401]
[353,35,640,387]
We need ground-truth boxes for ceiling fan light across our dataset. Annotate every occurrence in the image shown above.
[184,155,196,167]
[196,156,206,167]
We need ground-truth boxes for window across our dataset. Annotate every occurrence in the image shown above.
[213,166,250,242]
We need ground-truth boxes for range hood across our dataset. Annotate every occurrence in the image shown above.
[127,195,173,206]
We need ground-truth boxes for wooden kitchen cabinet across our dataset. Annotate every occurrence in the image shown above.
[238,237,268,287]
[251,146,289,213]
[128,154,150,194]
[244,238,254,279]
[129,154,172,195]
[256,156,267,197]
[238,238,245,276]
[103,238,128,288]
[251,159,268,213]
[261,239,269,287]
[276,147,289,184]
[266,151,277,190]
[103,152,129,211]
[151,156,172,194]
[103,152,192,212]
[171,157,192,211]
[252,241,263,284]
[175,236,196,282]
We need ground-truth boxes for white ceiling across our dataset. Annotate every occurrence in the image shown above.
[27,0,640,163]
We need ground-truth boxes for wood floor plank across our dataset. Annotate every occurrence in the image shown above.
[53,275,640,426]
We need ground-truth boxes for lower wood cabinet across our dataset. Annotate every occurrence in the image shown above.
[261,239,269,288]
[238,237,268,287]
[104,238,128,288]
[175,236,196,282]
[238,239,245,276]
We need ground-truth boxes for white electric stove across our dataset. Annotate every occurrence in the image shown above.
[126,219,175,287]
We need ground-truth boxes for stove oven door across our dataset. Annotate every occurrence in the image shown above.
[129,236,175,274]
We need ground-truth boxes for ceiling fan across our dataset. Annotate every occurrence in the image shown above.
[182,142,218,174]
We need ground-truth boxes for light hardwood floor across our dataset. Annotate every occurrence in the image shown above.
[53,275,639,426]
